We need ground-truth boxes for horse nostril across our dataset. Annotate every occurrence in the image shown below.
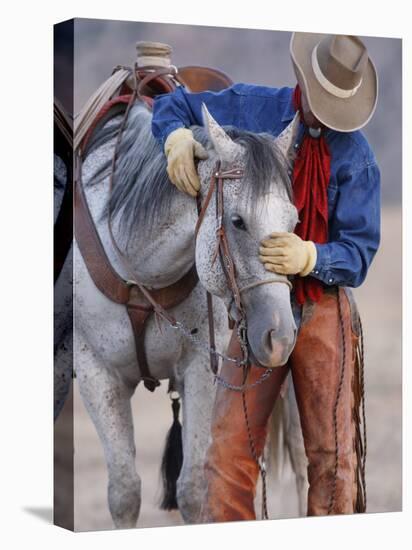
[263,330,291,357]
[265,329,274,352]
[263,329,282,353]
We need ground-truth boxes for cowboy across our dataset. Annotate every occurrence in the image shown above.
[151,32,380,520]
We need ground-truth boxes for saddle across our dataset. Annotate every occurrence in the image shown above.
[81,65,233,149]
[75,64,233,391]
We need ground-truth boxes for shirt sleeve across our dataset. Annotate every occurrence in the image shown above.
[310,160,381,288]
[151,85,242,148]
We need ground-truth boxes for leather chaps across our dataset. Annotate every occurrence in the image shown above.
[200,286,364,522]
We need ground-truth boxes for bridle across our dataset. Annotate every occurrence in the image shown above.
[194,160,294,520]
[195,161,292,310]
[194,159,292,371]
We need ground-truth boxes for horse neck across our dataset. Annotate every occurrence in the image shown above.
[120,192,198,288]
[81,152,198,288]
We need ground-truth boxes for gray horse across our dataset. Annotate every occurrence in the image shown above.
[74,99,304,528]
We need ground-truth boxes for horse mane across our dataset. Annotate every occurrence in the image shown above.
[85,100,292,247]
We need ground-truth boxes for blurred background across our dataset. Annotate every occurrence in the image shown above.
[54,19,402,530]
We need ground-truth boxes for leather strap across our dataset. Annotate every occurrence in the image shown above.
[74,152,199,391]
[195,163,245,374]
[195,165,244,240]
[206,291,218,374]
[135,66,178,100]
[194,170,217,239]
[74,156,130,304]
[126,306,159,392]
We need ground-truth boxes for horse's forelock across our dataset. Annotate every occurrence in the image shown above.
[192,125,292,204]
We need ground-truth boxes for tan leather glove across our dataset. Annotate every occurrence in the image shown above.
[259,232,317,276]
[164,128,209,197]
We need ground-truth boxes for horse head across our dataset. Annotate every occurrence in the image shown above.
[194,104,300,367]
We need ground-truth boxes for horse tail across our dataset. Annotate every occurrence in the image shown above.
[266,392,289,485]
[159,393,183,510]
[266,378,308,516]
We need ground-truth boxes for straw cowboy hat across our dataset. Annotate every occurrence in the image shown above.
[290,33,378,132]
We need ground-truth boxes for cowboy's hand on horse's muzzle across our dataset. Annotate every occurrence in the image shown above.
[259,232,317,276]
[164,128,209,197]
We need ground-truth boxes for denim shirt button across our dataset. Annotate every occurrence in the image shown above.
[294,143,299,150]
[328,278,333,283]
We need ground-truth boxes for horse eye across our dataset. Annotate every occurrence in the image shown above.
[231,214,247,231]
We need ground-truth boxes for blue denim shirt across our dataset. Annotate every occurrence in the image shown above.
[152,83,381,288]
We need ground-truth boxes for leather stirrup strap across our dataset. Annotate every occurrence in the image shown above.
[75,152,160,391]
[74,154,130,304]
[126,305,161,392]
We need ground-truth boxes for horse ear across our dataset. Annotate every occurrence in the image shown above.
[201,102,243,163]
[275,112,301,163]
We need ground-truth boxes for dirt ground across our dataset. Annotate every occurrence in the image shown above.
[54,205,402,531]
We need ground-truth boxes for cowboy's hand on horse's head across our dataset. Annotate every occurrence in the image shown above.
[259,232,317,276]
[164,128,209,197]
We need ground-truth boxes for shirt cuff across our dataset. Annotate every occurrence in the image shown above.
[310,243,336,286]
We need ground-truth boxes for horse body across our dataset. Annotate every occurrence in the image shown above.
[74,100,303,528]
[75,110,230,527]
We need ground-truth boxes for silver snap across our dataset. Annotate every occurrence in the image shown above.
[309,127,322,138]
[328,278,333,283]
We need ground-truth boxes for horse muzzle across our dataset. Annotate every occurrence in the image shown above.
[242,285,297,368]
[250,325,297,368]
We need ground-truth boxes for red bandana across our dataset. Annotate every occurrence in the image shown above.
[292,85,331,305]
